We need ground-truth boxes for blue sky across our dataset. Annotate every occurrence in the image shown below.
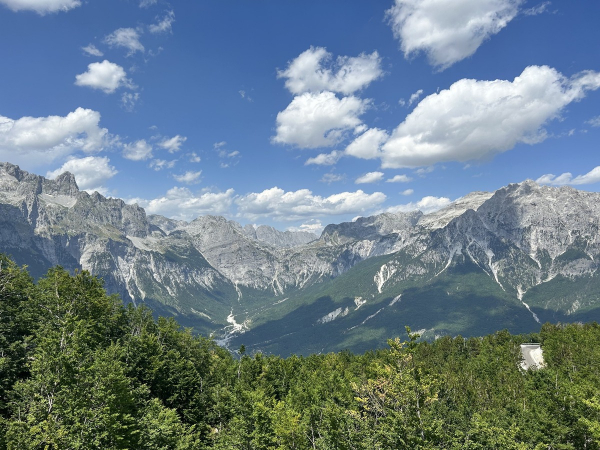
[1,0,599,233]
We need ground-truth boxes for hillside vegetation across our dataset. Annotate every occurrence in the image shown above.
[1,253,599,449]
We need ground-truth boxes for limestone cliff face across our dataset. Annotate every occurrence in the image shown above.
[0,162,234,328]
[2,161,600,350]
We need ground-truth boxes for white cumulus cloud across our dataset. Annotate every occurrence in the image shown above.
[82,44,103,57]
[188,152,201,163]
[305,150,343,166]
[277,46,383,95]
[104,28,144,55]
[130,187,235,221]
[158,135,187,153]
[174,170,202,185]
[387,0,523,70]
[345,128,388,160]
[46,156,117,194]
[380,66,600,168]
[287,219,324,235]
[401,189,414,196]
[387,174,412,183]
[236,187,386,221]
[0,0,80,14]
[0,108,109,167]
[388,196,451,214]
[536,166,600,186]
[123,139,153,161]
[75,60,133,94]
[273,92,368,148]
[355,171,384,184]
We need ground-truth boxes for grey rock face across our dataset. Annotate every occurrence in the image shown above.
[253,225,317,248]
[2,161,600,351]
[370,180,600,315]
[0,163,232,326]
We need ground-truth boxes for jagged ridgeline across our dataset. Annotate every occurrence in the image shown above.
[1,161,600,355]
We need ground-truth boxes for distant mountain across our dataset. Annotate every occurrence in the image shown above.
[1,161,599,355]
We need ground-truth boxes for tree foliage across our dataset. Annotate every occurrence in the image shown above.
[1,253,599,448]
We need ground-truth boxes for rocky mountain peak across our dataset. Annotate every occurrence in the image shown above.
[418,191,493,230]
[253,225,317,248]
[321,210,423,244]
[53,171,79,196]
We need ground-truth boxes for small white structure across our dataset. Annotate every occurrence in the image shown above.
[520,343,546,370]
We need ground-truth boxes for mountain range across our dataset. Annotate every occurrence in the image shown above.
[1,161,599,355]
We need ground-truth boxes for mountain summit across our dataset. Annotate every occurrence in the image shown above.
[1,162,599,355]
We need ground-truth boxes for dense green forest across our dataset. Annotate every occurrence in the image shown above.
[1,253,599,449]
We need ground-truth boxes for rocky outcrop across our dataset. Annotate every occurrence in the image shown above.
[2,162,600,352]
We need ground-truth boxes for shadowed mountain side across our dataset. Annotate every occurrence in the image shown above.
[232,259,539,356]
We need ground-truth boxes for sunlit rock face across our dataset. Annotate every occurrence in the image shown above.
[1,161,600,354]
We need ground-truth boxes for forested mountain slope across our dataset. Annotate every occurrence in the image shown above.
[1,161,600,354]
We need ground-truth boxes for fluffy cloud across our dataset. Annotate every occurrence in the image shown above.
[355,171,384,184]
[0,0,80,14]
[104,28,144,55]
[387,174,412,183]
[46,156,117,194]
[345,128,388,159]
[130,187,235,221]
[277,47,383,95]
[0,108,109,166]
[123,140,153,161]
[158,135,187,153]
[75,60,133,94]
[387,0,522,70]
[287,219,324,235]
[274,47,382,152]
[536,166,600,186]
[82,44,103,57]
[174,170,202,184]
[380,66,600,168]
[401,189,414,196]
[388,196,451,214]
[273,92,368,148]
[188,152,201,163]
[305,150,343,166]
[149,10,175,33]
[236,187,386,221]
